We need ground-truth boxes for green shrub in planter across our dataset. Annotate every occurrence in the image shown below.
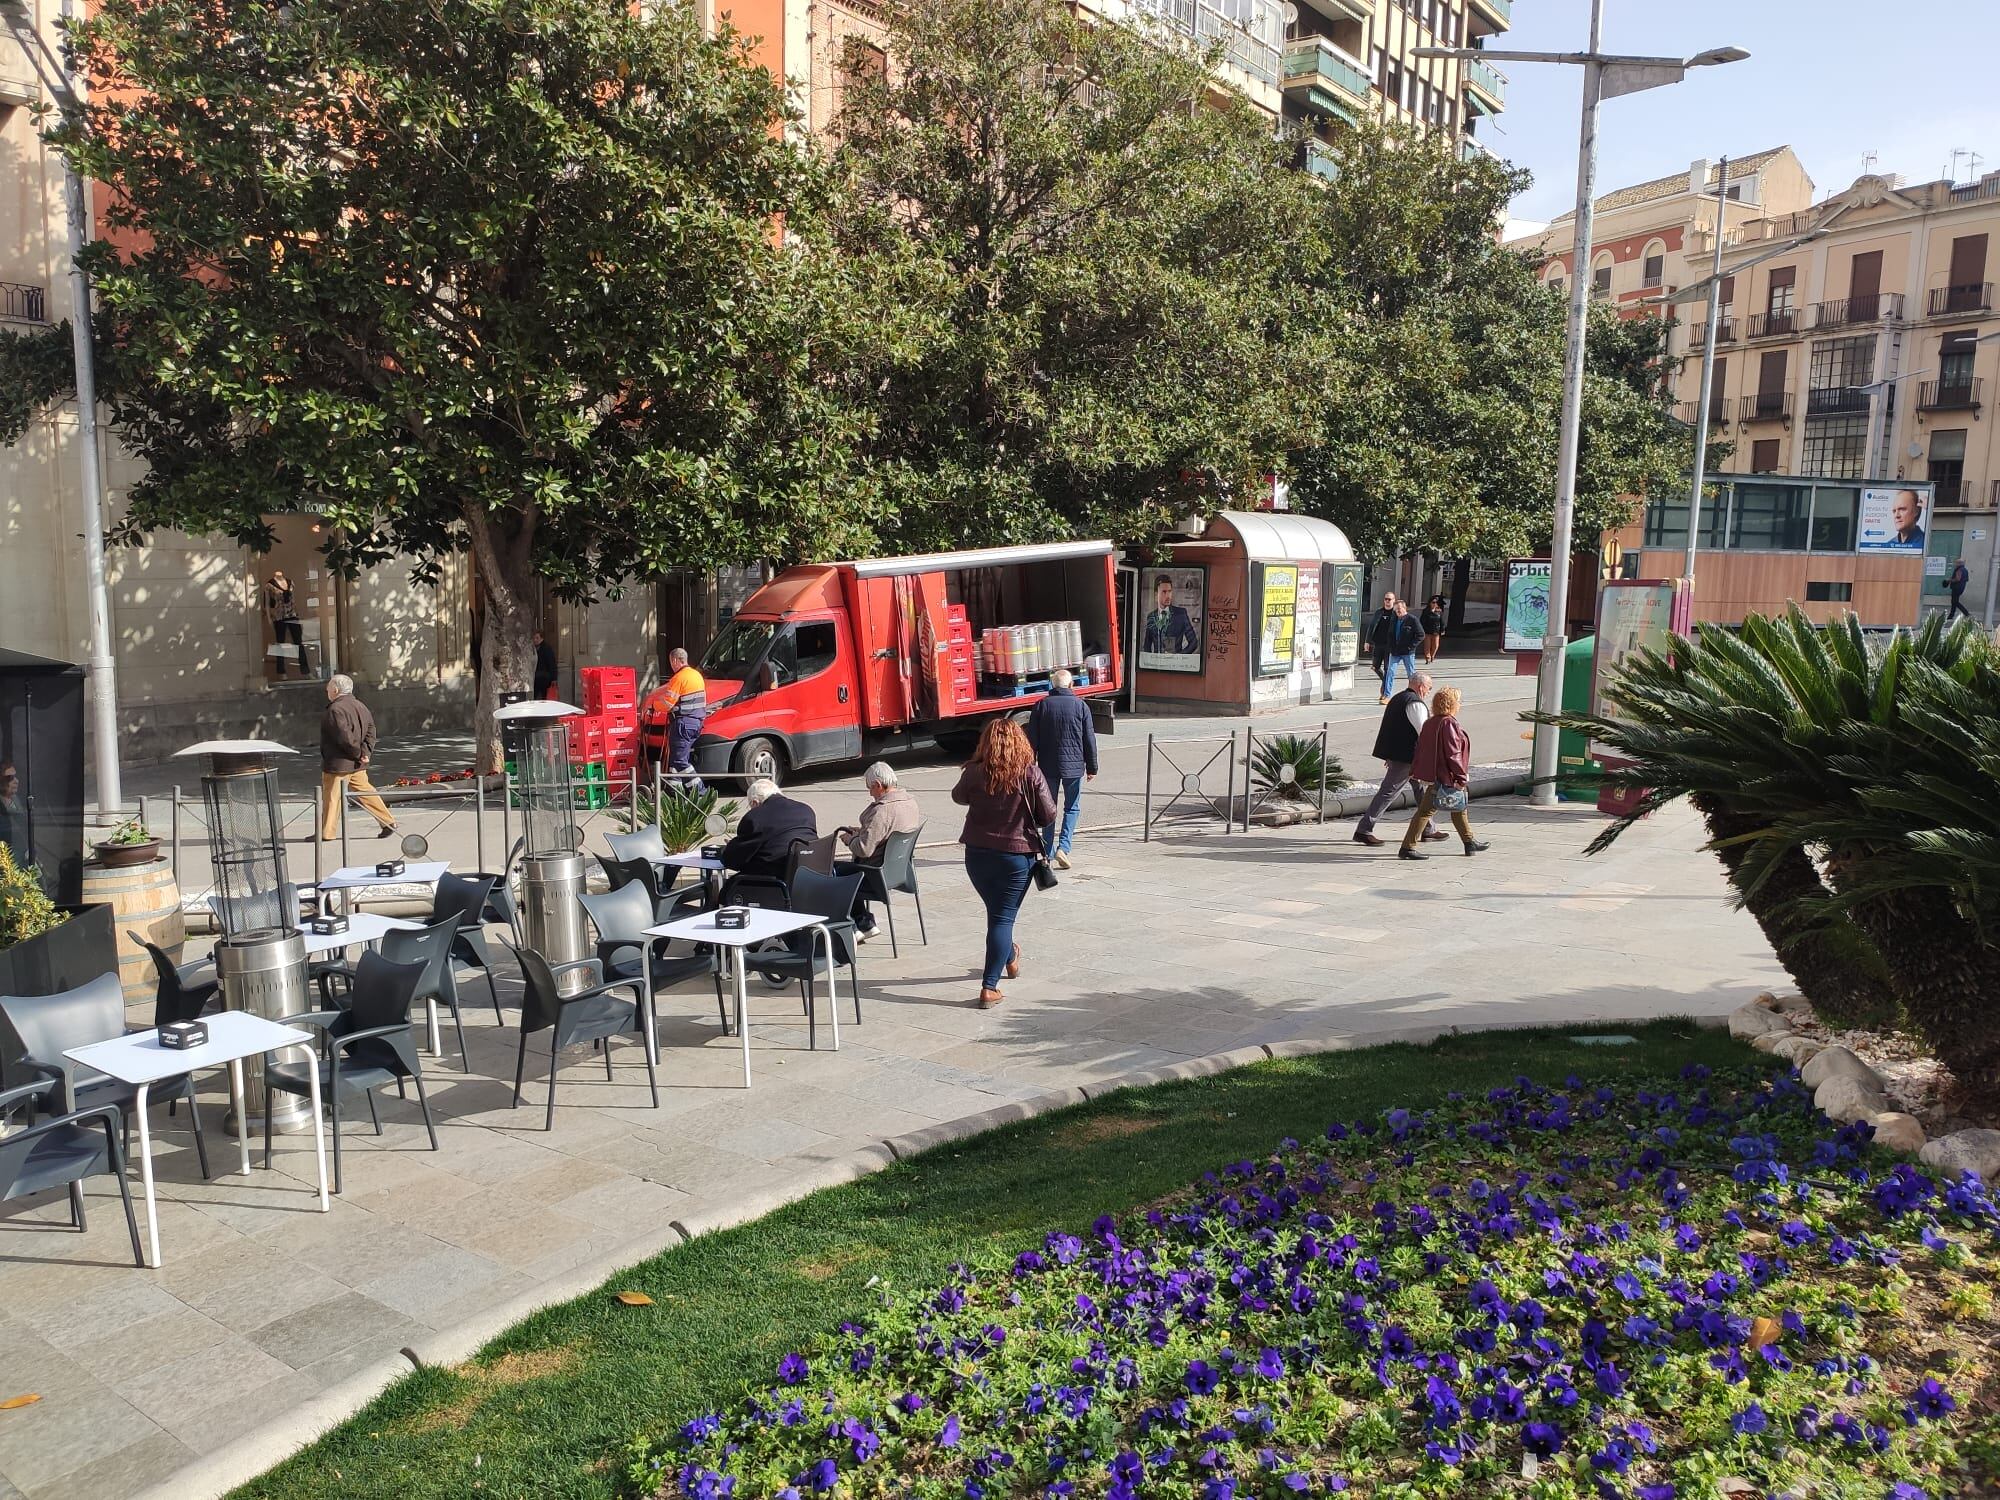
[1249,733,1348,806]
[621,786,742,852]
[0,844,65,951]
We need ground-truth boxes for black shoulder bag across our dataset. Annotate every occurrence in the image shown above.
[1021,783,1059,890]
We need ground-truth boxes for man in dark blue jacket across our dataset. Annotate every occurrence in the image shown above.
[1026,669,1098,869]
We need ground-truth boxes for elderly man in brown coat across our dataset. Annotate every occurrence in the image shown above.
[319,674,399,841]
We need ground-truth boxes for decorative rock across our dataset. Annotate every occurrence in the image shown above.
[1751,1031,1790,1054]
[1919,1129,2000,1181]
[1774,992,1815,1017]
[1749,991,1781,1010]
[1863,1111,1926,1153]
[1729,1004,1791,1041]
[1814,1075,1889,1125]
[1800,1045,1877,1091]
[1770,1034,1824,1066]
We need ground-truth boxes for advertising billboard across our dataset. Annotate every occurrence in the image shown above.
[1856,486,1930,553]
[1323,563,1363,667]
[1254,563,1297,678]
[1138,566,1206,673]
[1503,559,1553,653]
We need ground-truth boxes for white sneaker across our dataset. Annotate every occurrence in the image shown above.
[856,925,881,943]
[1053,850,1071,870]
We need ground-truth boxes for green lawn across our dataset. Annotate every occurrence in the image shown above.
[233,1021,1758,1500]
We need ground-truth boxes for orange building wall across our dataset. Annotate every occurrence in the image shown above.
[1628,548,1923,629]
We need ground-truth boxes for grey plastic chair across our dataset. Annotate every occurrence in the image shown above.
[0,974,210,1180]
[511,947,658,1131]
[265,951,434,1195]
[0,1076,143,1265]
[579,882,726,1034]
[743,868,864,1041]
[848,825,928,957]
[430,872,503,1025]
[606,826,670,868]
[131,932,220,1030]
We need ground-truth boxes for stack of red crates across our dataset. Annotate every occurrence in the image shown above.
[581,666,640,780]
[564,713,607,765]
[943,605,976,706]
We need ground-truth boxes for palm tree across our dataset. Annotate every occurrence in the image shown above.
[1535,622,1900,1028]
[1547,607,2000,1095]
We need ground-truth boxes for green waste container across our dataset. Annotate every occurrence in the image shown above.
[1557,635,1601,801]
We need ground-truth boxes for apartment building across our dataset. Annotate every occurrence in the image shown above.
[1511,150,2000,629]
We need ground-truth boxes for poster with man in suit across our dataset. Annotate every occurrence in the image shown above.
[1139,568,1204,673]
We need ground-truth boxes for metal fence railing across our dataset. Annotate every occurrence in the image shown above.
[1142,732,1237,841]
[1240,722,1332,832]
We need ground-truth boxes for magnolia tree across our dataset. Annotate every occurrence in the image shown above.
[51,0,880,769]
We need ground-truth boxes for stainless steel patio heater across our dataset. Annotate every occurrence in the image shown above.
[174,739,310,1131]
[495,700,590,995]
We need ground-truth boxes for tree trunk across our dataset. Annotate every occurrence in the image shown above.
[1447,556,1472,632]
[465,505,541,776]
[1835,867,2000,1101]
[1697,800,1901,1028]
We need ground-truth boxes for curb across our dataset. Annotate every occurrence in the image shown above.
[128,1005,1736,1500]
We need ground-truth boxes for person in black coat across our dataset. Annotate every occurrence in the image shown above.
[532,630,558,700]
[720,779,819,885]
[1366,592,1399,698]
[1026,670,1098,868]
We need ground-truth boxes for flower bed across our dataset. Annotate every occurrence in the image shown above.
[634,1066,2000,1499]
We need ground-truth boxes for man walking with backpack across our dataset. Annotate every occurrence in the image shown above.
[1026,669,1097,869]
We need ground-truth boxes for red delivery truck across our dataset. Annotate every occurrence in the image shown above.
[639,541,1122,784]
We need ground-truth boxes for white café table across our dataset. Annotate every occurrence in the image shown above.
[645,908,842,1088]
[316,861,452,912]
[63,1011,329,1268]
[298,911,423,956]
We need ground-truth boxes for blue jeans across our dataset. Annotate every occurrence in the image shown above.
[1042,774,1084,857]
[1385,652,1418,695]
[964,847,1034,990]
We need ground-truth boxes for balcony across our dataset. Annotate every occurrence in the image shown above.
[1314,0,1371,19]
[1916,377,1983,411]
[1745,309,1802,340]
[0,282,46,324]
[1739,392,1795,424]
[1466,0,1511,34]
[1281,35,1372,123]
[1932,480,1972,507]
[1688,317,1736,349]
[1811,293,1905,328]
[1462,56,1506,115]
[1301,138,1338,183]
[1674,400,1729,428]
[1806,386,1870,416]
[1928,283,1994,316]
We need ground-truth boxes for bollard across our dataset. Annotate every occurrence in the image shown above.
[1143,733,1155,843]
[1225,731,1237,834]
[475,775,487,874]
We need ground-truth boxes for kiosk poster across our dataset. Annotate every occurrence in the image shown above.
[1255,564,1298,678]
[1295,566,1322,671]
[1503,559,1553,653]
[1588,579,1686,763]
[1857,486,1929,552]
[1324,563,1363,667]
[1138,566,1206,673]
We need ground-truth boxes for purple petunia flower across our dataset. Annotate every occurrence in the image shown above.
[777,1354,809,1386]
[1912,1377,1956,1420]
[1730,1403,1768,1436]
[1186,1360,1220,1395]
[1523,1423,1565,1456]
[796,1458,838,1493]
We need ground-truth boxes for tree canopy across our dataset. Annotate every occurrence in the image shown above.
[821,0,1340,549]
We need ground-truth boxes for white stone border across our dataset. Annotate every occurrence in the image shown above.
[127,1006,1726,1500]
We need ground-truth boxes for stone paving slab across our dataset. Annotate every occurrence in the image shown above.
[0,796,1782,1499]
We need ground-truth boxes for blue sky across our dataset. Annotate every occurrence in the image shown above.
[1494,0,2000,229]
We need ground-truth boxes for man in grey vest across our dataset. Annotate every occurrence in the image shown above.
[1353,671,1446,847]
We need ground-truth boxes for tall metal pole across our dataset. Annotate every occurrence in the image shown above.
[1528,0,1605,809]
[55,0,122,815]
[1685,155,1728,585]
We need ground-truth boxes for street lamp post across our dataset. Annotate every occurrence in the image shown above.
[1417,14,1747,808]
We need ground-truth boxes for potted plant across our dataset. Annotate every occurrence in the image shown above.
[0,844,115,998]
[92,816,162,869]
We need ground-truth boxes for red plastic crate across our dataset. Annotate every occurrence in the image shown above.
[563,714,606,762]
[600,706,639,732]
[580,665,638,713]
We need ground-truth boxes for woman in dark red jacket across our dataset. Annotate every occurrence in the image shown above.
[1399,685,1489,858]
[953,718,1059,1008]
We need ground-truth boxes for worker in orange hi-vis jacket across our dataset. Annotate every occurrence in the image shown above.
[660,647,708,790]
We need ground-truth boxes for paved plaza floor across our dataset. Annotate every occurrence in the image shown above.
[5,684,1784,1498]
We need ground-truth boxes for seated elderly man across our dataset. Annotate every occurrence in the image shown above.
[718,778,817,886]
[833,761,921,940]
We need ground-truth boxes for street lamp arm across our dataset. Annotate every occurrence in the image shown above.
[1412,47,1744,68]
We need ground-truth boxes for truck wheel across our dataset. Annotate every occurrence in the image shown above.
[735,736,785,787]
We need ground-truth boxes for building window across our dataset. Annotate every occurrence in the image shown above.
[1929,428,1968,506]
[1642,247,1664,288]
[1808,335,1875,393]
[1799,415,1867,479]
[256,515,338,684]
[1940,330,1978,392]
[1730,482,1811,550]
[1804,581,1853,602]
[1767,265,1798,332]
[1643,495,1729,551]
[1591,254,1613,296]
[1750,438,1781,473]
[1809,486,1859,551]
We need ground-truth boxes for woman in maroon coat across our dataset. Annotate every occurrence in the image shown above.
[1399,685,1489,858]
[953,718,1059,1008]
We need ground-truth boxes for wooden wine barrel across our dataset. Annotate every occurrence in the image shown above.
[80,858,186,1007]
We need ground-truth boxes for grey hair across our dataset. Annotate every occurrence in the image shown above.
[328,673,354,697]
[1050,668,1073,690]
[745,777,778,804]
[863,760,897,789]
[669,647,689,666]
[1412,671,1434,692]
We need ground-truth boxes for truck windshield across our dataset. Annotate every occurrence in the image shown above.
[700,618,775,681]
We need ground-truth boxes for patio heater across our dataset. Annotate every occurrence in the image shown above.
[173,739,311,1132]
[495,700,590,995]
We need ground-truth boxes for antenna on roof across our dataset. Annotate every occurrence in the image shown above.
[1861,150,1878,175]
